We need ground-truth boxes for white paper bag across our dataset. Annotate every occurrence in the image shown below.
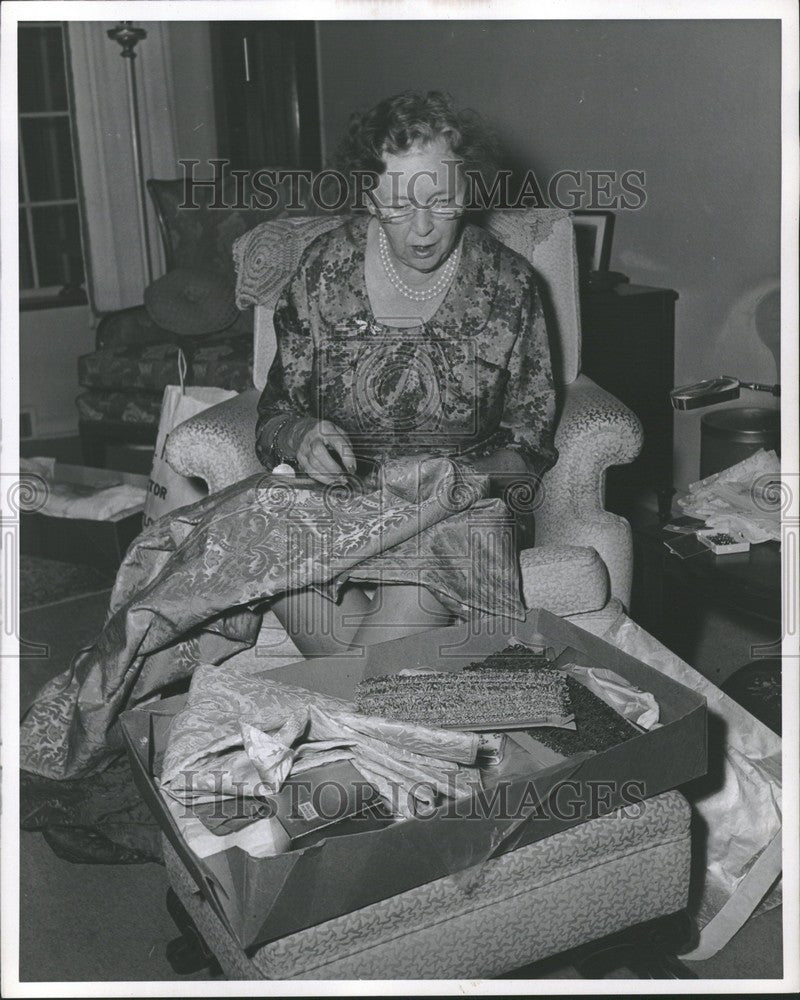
[143,352,236,526]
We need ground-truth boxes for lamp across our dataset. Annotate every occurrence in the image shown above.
[107,21,154,286]
[670,376,781,411]
[670,376,781,480]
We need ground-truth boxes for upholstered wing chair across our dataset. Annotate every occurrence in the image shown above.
[166,209,643,619]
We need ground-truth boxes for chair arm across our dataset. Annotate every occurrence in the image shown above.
[545,516,636,608]
[519,544,610,617]
[538,373,643,527]
[95,306,176,352]
[165,388,263,494]
[535,374,643,607]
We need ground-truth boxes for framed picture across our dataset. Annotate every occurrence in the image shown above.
[571,210,615,275]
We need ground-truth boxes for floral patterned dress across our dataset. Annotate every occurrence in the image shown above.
[251,213,558,617]
[256,215,557,478]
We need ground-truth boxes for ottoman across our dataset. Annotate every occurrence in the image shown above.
[163,790,691,980]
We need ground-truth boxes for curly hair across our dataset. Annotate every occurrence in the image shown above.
[334,91,501,183]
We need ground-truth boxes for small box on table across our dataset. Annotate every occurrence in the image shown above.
[20,462,146,571]
[121,607,706,953]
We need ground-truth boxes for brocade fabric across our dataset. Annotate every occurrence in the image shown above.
[20,457,522,785]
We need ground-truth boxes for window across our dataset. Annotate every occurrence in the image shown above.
[18,22,86,308]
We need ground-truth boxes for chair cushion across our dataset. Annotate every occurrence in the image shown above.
[79,341,184,393]
[144,266,239,336]
[519,544,609,616]
[79,327,254,395]
[565,597,627,637]
[76,389,164,426]
[187,329,254,391]
[147,176,288,276]
[163,790,690,980]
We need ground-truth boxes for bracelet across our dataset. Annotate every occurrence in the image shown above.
[268,414,320,468]
[277,416,318,465]
[263,414,296,467]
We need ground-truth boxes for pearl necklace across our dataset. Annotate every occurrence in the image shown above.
[378,226,461,302]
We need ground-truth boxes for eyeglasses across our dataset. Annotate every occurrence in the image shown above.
[367,191,465,223]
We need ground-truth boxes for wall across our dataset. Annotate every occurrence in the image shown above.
[317,19,781,491]
[19,305,95,438]
[167,22,218,179]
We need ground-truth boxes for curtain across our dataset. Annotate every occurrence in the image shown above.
[67,22,180,313]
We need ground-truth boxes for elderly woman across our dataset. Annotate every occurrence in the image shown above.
[19,93,556,861]
[258,91,557,655]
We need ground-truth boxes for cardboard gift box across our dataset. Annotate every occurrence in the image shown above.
[20,462,146,571]
[121,607,707,953]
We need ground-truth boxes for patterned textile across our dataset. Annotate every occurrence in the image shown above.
[519,544,609,616]
[147,177,287,278]
[163,790,691,979]
[354,665,573,730]
[234,216,345,310]
[79,341,184,393]
[147,172,340,277]
[19,456,522,783]
[76,389,163,426]
[79,326,254,396]
[255,216,558,479]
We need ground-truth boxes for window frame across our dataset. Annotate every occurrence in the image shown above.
[18,20,88,311]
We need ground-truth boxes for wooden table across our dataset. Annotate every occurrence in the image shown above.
[630,520,781,731]
[632,522,781,628]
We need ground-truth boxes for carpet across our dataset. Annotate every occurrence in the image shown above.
[18,587,218,981]
[19,589,112,714]
[20,555,115,611]
[721,659,782,736]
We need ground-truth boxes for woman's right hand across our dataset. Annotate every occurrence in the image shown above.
[296,419,357,485]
